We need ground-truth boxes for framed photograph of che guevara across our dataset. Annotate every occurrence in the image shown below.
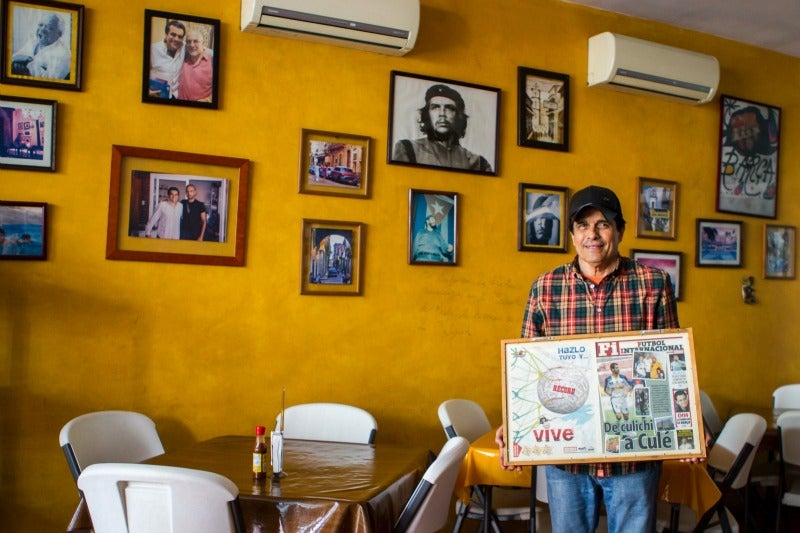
[388,71,500,176]
[0,0,84,90]
[518,183,568,253]
[142,10,220,109]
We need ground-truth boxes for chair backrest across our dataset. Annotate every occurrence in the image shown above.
[773,384,800,409]
[707,412,766,490]
[274,403,378,444]
[699,390,724,442]
[437,399,492,442]
[59,410,165,484]
[78,463,245,533]
[777,410,800,468]
[393,436,469,533]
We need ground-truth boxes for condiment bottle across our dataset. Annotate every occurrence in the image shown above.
[253,425,267,479]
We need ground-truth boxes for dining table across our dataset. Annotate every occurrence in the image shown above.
[455,430,721,533]
[66,435,431,533]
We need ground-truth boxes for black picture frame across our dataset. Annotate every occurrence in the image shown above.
[631,249,683,300]
[716,94,781,219]
[696,218,743,268]
[408,189,458,265]
[0,94,57,171]
[0,200,47,259]
[388,71,500,176]
[0,0,84,90]
[142,10,220,109]
[517,67,569,151]
[518,183,568,253]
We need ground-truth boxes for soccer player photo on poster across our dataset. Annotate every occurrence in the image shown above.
[500,328,705,466]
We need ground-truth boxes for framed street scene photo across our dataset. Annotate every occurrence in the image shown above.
[0,94,56,171]
[716,94,781,218]
[388,71,499,176]
[696,218,743,268]
[764,224,796,280]
[501,328,704,466]
[142,10,220,109]
[636,177,677,240]
[517,67,569,151]
[631,250,683,300]
[106,145,250,266]
[408,189,458,265]
[300,219,363,296]
[1,0,84,90]
[0,200,46,259]
[298,129,370,199]
[518,183,568,253]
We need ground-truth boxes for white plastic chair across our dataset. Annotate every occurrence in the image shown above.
[393,436,469,533]
[78,462,245,533]
[774,385,800,409]
[437,399,533,532]
[700,390,725,444]
[275,402,378,444]
[59,410,165,487]
[775,411,800,531]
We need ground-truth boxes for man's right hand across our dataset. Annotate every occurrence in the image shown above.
[494,426,522,471]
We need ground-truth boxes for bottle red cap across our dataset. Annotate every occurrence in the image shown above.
[256,425,265,435]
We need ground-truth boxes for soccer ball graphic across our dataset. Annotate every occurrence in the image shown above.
[537,367,590,414]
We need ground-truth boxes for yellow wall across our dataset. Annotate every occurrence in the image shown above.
[2,0,798,528]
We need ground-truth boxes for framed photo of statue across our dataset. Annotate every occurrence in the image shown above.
[388,71,500,176]
[518,183,568,253]
[408,189,458,265]
[142,10,220,109]
[0,0,84,90]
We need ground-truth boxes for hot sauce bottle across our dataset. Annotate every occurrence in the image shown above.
[253,425,267,479]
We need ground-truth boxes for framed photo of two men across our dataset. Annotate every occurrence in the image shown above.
[387,71,500,176]
[142,10,220,109]
[0,0,84,90]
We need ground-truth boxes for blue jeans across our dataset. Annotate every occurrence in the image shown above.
[545,463,662,533]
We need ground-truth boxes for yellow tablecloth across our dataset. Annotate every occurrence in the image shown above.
[454,430,532,503]
[658,460,722,521]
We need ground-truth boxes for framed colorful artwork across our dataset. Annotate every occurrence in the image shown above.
[696,218,743,268]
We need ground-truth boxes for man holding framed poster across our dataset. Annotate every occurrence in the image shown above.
[496,185,681,532]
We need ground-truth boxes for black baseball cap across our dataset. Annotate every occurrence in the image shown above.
[568,186,625,227]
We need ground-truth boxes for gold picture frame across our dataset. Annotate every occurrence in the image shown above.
[298,129,370,198]
[300,218,363,295]
[635,177,677,240]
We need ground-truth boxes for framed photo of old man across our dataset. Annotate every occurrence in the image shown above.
[1,0,84,90]
[517,67,569,151]
[388,71,499,176]
[142,10,220,109]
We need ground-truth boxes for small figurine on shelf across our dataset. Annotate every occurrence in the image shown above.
[741,276,756,304]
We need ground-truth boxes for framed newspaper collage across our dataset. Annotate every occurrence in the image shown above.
[501,328,704,466]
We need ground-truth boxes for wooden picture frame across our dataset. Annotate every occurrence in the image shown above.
[0,94,56,171]
[518,183,568,253]
[517,66,569,151]
[636,177,677,240]
[0,200,46,259]
[696,218,743,268]
[298,129,370,198]
[388,71,500,176]
[300,218,363,296]
[106,145,250,266]
[408,189,458,265]
[764,224,796,280]
[631,249,683,300]
[142,10,220,109]
[1,0,84,90]
[716,94,781,218]
[501,329,705,466]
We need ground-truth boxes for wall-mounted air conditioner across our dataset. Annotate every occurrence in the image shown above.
[241,0,420,56]
[588,32,720,105]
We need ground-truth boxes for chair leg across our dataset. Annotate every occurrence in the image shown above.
[452,501,468,533]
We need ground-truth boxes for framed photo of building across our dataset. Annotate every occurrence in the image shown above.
[696,218,743,268]
[517,67,569,151]
[716,95,781,218]
[142,10,220,109]
[408,189,458,265]
[106,145,250,266]
[631,250,683,300]
[0,0,84,90]
[388,71,499,176]
[0,94,56,171]
[298,129,370,198]
[636,177,677,239]
[763,224,796,280]
[0,200,46,259]
[518,183,568,253]
[300,219,363,296]
[501,328,704,466]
